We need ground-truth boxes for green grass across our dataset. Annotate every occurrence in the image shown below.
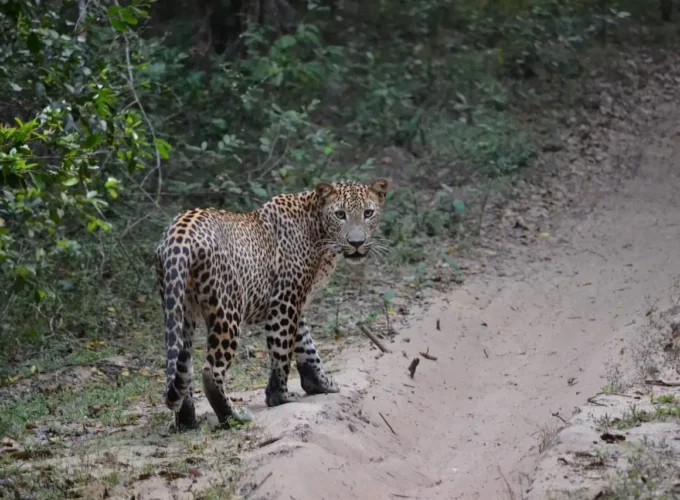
[1,343,119,387]
[195,486,236,500]
[596,400,680,431]
[599,443,680,500]
[0,368,251,500]
[426,109,537,178]
[651,394,678,405]
[0,373,161,439]
[0,462,93,500]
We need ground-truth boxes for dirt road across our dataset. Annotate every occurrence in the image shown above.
[236,64,680,498]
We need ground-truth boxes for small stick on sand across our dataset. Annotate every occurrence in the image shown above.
[359,324,391,353]
[419,348,438,361]
[257,435,282,448]
[551,411,568,424]
[587,396,607,407]
[379,412,397,435]
[245,471,273,498]
[645,379,680,387]
[408,357,420,378]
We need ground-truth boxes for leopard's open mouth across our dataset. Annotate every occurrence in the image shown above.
[343,252,367,261]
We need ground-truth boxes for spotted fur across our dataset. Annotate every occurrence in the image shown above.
[155,178,389,429]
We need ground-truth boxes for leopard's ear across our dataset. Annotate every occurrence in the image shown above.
[315,182,336,201]
[370,178,389,202]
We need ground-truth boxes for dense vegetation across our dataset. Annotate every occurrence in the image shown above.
[0,0,675,381]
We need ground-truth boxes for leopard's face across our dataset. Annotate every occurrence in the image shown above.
[316,178,389,266]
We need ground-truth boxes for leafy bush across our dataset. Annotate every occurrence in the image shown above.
[0,0,657,374]
[0,0,158,364]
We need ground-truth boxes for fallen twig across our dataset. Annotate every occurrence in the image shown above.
[645,379,680,387]
[497,465,516,500]
[9,449,53,460]
[257,435,282,448]
[246,471,273,498]
[483,348,489,358]
[551,411,567,424]
[379,412,397,435]
[587,396,607,407]
[419,348,438,361]
[408,357,420,378]
[359,324,392,353]
[593,391,635,398]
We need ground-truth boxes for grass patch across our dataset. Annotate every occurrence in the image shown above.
[599,441,680,499]
[0,376,251,500]
[652,394,678,405]
[194,484,237,500]
[0,373,161,440]
[538,422,561,454]
[596,400,680,431]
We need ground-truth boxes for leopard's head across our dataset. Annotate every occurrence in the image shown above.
[315,178,390,265]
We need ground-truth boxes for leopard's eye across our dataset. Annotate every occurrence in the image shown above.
[335,210,346,220]
[364,209,375,219]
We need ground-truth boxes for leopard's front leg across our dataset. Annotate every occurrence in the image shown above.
[295,318,339,396]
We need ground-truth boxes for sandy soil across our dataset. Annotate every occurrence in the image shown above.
[234,50,680,500]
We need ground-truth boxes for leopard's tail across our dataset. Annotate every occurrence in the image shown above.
[156,246,193,412]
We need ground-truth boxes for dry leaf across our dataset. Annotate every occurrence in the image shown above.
[90,366,105,376]
[11,449,53,460]
[159,470,185,480]
[88,404,106,417]
[1,436,20,454]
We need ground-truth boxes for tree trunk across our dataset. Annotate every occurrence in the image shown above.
[660,0,672,21]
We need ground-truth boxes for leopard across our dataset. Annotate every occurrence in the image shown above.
[155,178,390,430]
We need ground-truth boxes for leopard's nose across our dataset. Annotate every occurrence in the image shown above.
[348,238,365,249]
[347,227,366,249]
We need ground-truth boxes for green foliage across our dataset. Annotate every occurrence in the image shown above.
[0,0,666,373]
[0,104,151,292]
[0,0,158,362]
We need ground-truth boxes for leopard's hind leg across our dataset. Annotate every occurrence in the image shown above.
[199,268,253,426]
